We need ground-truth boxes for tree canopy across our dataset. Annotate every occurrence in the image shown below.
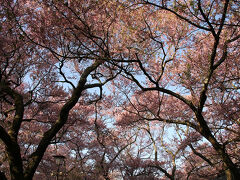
[0,0,239,179]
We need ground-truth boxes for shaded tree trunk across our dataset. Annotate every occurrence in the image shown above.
[6,145,24,180]
[0,171,7,180]
[196,114,239,180]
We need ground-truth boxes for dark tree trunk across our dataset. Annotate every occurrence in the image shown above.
[0,171,7,180]
[7,144,24,180]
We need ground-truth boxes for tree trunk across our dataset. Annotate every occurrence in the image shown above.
[223,159,240,180]
[211,140,240,180]
[196,114,239,180]
[0,171,7,180]
[6,145,24,180]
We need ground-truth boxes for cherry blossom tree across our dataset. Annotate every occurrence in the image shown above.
[0,0,239,180]
[113,0,240,179]
[0,0,121,179]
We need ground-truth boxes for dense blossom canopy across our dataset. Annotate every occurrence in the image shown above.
[0,0,239,179]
